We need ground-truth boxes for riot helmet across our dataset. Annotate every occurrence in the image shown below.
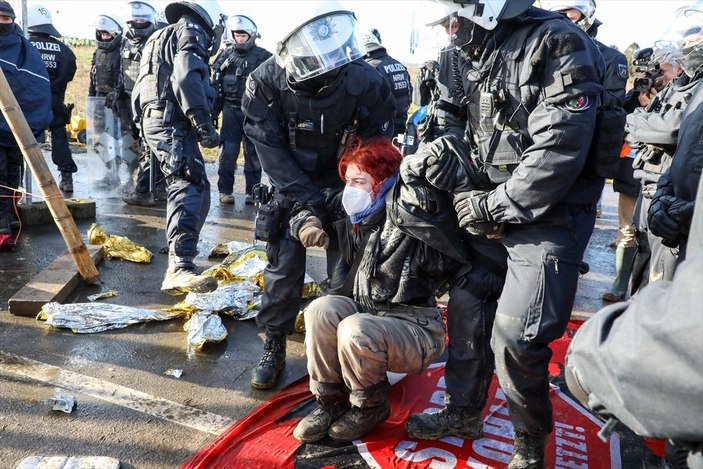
[658,6,703,77]
[452,0,535,30]
[95,13,123,45]
[164,1,226,55]
[229,15,258,51]
[155,10,168,29]
[126,1,157,38]
[275,1,365,82]
[542,0,596,32]
[27,3,62,37]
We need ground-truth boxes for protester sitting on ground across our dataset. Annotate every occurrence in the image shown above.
[292,139,470,443]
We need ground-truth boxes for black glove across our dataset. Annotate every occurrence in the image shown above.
[188,108,220,148]
[424,138,469,191]
[453,190,502,236]
[104,89,121,110]
[648,195,694,246]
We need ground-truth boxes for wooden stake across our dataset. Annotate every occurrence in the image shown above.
[0,67,100,284]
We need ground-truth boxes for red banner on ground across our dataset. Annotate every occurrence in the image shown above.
[183,321,622,468]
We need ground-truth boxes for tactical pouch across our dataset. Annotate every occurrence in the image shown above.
[587,105,627,179]
[254,202,282,243]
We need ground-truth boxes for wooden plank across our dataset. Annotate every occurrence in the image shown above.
[8,245,104,317]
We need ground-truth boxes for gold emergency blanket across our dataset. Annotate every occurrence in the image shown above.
[88,223,153,263]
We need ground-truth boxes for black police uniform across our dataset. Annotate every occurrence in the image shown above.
[364,43,412,135]
[456,8,604,437]
[627,72,702,291]
[212,43,271,197]
[131,17,216,266]
[89,35,121,98]
[29,32,77,174]
[242,57,395,335]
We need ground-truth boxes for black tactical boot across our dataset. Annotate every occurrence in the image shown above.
[122,190,156,207]
[161,257,217,295]
[250,329,286,390]
[59,172,73,193]
[293,398,350,443]
[508,431,548,469]
[405,405,483,440]
[328,379,391,441]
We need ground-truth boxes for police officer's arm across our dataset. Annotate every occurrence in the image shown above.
[241,61,326,205]
[356,68,395,140]
[88,51,97,97]
[171,23,214,119]
[601,48,628,107]
[54,46,77,91]
[566,175,703,440]
[486,33,603,223]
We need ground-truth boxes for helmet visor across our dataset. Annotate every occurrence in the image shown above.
[276,12,365,82]
[129,2,156,24]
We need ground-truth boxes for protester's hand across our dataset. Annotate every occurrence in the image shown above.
[298,216,329,249]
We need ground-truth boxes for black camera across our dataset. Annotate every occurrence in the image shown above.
[632,47,664,92]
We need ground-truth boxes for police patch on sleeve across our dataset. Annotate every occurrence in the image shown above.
[246,77,257,96]
[563,96,591,112]
[617,63,629,80]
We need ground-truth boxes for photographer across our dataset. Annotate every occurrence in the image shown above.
[625,43,693,293]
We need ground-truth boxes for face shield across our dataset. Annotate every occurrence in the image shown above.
[95,14,123,42]
[276,11,365,82]
[127,1,156,37]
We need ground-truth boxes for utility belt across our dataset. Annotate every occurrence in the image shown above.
[142,101,176,124]
[252,185,296,243]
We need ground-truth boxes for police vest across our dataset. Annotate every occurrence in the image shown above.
[92,40,121,95]
[217,46,269,103]
[365,47,411,129]
[120,36,148,95]
[277,63,374,181]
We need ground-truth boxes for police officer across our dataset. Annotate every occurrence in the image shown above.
[242,1,395,391]
[212,14,271,206]
[649,8,703,264]
[545,0,631,302]
[27,2,77,194]
[404,2,511,448]
[117,1,165,207]
[131,1,224,294]
[362,28,412,138]
[0,1,52,235]
[88,13,124,188]
[407,1,605,466]
[625,44,691,293]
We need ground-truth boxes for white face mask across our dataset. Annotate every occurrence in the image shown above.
[342,185,373,216]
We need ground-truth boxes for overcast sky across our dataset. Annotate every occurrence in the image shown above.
[10,0,703,65]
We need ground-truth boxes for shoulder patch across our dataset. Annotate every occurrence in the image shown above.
[617,63,629,80]
[246,76,257,96]
[563,95,592,112]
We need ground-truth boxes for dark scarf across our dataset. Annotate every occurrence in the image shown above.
[353,200,416,314]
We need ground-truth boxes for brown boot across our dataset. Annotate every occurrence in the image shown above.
[293,398,350,443]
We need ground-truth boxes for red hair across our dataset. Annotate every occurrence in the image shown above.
[338,138,402,191]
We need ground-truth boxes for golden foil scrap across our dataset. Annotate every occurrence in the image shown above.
[88,223,153,263]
